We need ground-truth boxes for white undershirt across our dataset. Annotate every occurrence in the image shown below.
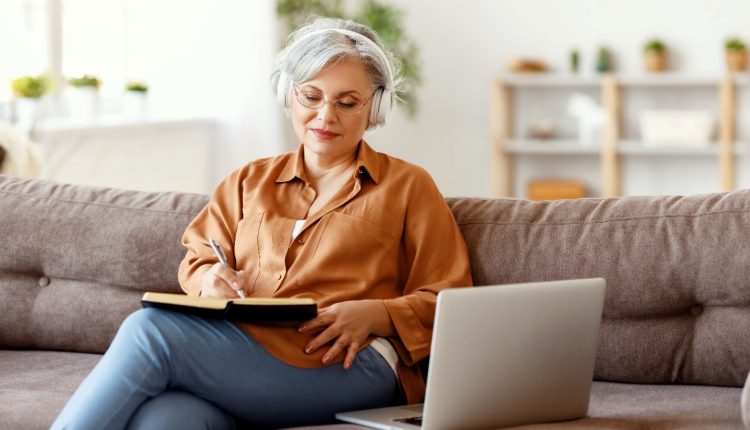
[291,219,399,375]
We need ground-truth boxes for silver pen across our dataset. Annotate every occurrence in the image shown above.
[209,238,245,298]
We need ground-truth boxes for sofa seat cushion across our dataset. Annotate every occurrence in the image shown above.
[0,350,100,430]
[288,382,744,429]
[1,349,743,430]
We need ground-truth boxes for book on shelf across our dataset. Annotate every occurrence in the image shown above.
[141,292,317,323]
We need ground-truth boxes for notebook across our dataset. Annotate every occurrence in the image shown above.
[336,278,606,430]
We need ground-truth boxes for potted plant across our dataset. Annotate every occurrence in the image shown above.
[725,37,748,72]
[643,39,667,72]
[123,80,149,118]
[66,74,101,120]
[11,74,50,131]
[596,47,613,73]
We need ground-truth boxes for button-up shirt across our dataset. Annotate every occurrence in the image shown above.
[177,140,473,404]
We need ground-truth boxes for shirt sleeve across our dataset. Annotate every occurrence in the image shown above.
[382,169,473,365]
[177,166,247,296]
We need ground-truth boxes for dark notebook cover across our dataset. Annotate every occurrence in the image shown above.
[141,292,317,324]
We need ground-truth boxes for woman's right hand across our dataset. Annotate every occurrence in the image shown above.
[199,263,248,298]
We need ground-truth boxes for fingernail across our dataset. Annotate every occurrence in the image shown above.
[305,346,312,354]
[322,355,330,363]
[233,282,239,288]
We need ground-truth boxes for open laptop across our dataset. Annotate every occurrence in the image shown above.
[336,278,606,430]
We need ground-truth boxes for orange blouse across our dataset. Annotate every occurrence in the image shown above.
[177,140,473,404]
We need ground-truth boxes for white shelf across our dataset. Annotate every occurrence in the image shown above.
[501,74,600,88]
[34,115,215,135]
[506,139,750,156]
[501,72,750,88]
[505,139,601,154]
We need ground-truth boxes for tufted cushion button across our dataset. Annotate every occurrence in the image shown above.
[690,304,703,317]
[38,276,50,287]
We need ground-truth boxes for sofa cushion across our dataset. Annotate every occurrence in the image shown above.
[446,193,750,387]
[0,175,208,353]
[0,350,101,430]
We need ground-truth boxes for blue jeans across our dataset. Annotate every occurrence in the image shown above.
[51,308,400,429]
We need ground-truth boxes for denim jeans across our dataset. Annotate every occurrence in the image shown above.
[50,307,400,429]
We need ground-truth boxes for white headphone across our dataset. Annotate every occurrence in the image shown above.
[276,28,395,128]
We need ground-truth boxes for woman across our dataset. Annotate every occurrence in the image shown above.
[52,17,471,429]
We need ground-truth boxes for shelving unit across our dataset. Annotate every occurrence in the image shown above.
[490,72,749,198]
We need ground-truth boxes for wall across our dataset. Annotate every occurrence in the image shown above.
[362,0,750,197]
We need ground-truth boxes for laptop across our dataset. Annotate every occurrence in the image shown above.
[336,278,606,430]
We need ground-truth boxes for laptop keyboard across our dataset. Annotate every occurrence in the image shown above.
[394,416,423,425]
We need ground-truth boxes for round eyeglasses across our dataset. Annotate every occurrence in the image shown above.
[293,86,373,117]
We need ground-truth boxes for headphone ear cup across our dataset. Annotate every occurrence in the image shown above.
[368,87,391,129]
[276,71,293,108]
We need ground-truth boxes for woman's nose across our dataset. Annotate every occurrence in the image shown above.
[316,100,338,122]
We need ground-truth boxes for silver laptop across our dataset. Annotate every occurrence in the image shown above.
[336,278,606,430]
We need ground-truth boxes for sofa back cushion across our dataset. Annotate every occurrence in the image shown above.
[2,175,749,388]
[0,175,207,353]
[446,193,750,388]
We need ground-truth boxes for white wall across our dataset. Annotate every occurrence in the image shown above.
[363,0,750,197]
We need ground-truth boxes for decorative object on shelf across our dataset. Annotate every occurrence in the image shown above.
[527,119,555,140]
[567,93,604,147]
[10,74,50,132]
[595,47,613,73]
[277,0,422,117]
[569,50,580,73]
[639,110,714,147]
[725,37,748,72]
[66,74,101,121]
[643,39,668,72]
[527,179,586,201]
[507,58,548,73]
[124,80,149,118]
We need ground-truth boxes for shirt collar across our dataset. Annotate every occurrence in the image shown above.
[275,140,381,185]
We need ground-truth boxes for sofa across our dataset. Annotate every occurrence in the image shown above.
[1,173,749,430]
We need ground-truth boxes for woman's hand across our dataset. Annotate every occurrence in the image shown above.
[199,263,248,299]
[298,299,396,369]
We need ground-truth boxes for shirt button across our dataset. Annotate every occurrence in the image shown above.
[38,276,50,287]
[278,274,283,280]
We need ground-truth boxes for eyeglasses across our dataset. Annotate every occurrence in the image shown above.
[293,86,372,117]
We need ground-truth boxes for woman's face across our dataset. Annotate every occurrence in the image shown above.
[291,59,374,162]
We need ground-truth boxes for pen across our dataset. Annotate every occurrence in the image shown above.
[209,238,245,298]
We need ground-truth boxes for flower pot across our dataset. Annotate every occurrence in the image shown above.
[67,87,99,121]
[123,91,148,118]
[726,51,748,72]
[13,97,40,131]
[644,51,667,72]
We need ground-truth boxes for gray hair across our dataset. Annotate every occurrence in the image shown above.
[271,17,403,102]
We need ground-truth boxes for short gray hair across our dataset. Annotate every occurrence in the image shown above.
[271,17,403,102]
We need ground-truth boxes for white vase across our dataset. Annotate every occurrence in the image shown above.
[67,87,99,121]
[123,91,148,118]
[13,98,40,132]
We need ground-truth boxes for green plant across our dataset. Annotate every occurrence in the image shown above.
[644,39,667,54]
[68,74,101,89]
[125,81,149,93]
[725,37,747,52]
[11,74,51,99]
[276,0,422,117]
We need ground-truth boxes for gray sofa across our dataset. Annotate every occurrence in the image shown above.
[1,174,749,430]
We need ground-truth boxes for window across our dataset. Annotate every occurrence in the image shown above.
[0,0,49,102]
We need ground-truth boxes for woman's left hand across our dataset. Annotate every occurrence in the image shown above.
[298,299,395,370]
